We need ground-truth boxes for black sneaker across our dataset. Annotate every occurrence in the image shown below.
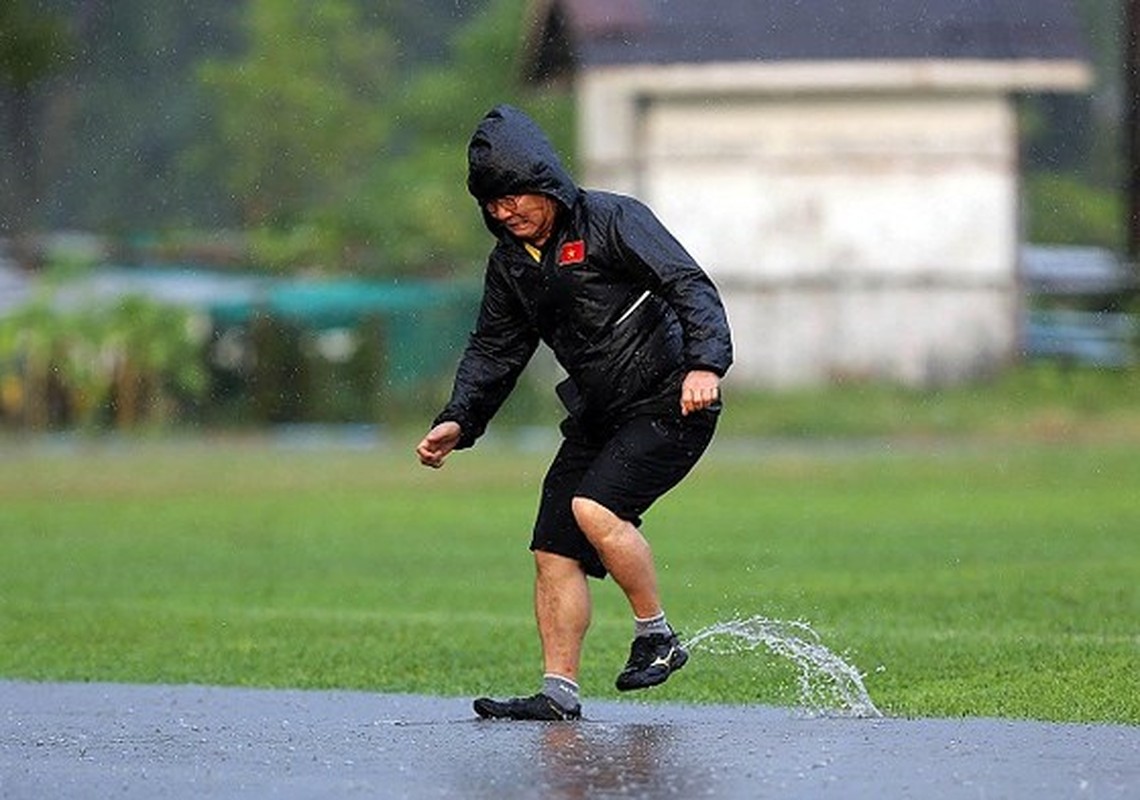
[615,631,689,691]
[473,692,581,721]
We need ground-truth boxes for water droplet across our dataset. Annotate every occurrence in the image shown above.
[685,615,882,718]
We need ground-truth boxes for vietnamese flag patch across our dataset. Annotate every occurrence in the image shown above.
[558,239,586,266]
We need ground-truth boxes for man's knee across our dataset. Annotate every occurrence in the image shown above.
[570,495,603,528]
[534,548,585,579]
[571,496,626,544]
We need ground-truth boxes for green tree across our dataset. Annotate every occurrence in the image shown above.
[359,0,574,275]
[198,0,398,259]
[11,0,484,235]
[0,0,72,239]
[1022,0,1129,251]
[192,0,568,276]
[61,1,241,234]
[1024,172,1124,249]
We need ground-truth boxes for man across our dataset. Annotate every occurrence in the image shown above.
[416,105,733,721]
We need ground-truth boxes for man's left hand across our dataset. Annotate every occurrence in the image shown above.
[680,370,720,416]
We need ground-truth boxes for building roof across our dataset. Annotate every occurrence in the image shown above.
[525,0,1088,81]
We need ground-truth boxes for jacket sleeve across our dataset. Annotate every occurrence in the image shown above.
[611,199,734,376]
[433,259,539,449]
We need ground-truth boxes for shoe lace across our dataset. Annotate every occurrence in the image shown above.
[627,634,666,667]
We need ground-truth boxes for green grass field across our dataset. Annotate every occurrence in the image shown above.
[1,417,1137,725]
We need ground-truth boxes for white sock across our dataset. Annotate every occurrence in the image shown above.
[634,612,671,638]
[542,674,580,709]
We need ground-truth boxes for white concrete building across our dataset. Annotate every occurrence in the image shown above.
[523,0,1092,386]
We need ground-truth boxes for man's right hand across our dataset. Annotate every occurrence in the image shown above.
[415,421,462,468]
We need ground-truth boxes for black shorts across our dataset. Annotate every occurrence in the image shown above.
[531,409,718,579]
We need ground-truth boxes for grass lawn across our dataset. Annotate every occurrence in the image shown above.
[1,422,1136,725]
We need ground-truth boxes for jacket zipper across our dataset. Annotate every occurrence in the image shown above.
[614,290,651,326]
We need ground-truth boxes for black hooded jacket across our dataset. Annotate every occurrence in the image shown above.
[435,105,733,448]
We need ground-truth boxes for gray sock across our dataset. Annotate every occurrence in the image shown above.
[542,674,580,710]
[634,612,672,638]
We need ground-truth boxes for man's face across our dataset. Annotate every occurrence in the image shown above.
[484,193,558,246]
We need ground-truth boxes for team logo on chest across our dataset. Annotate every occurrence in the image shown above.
[558,239,586,266]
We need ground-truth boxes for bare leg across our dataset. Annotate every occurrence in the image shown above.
[571,497,662,620]
[533,550,591,681]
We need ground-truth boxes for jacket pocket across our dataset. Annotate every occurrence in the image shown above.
[555,377,586,418]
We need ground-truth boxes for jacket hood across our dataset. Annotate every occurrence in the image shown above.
[467,105,579,227]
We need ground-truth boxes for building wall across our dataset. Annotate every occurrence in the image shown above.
[578,63,1033,387]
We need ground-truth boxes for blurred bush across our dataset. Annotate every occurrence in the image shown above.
[0,295,209,431]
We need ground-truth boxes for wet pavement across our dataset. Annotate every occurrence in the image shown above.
[2,680,1137,799]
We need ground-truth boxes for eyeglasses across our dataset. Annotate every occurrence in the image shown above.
[484,195,522,215]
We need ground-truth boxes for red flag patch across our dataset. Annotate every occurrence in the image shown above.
[558,239,586,266]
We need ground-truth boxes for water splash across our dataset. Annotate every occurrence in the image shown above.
[685,616,882,718]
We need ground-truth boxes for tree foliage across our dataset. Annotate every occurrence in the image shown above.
[0,0,1127,264]
[0,0,72,236]
[198,1,397,230]
[359,0,574,276]
[0,0,71,88]
[194,0,571,276]
[1024,172,1125,249]
[0,293,208,430]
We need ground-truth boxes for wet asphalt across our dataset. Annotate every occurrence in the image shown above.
[1,680,1137,799]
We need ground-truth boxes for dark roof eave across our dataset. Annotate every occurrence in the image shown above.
[522,0,1090,86]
